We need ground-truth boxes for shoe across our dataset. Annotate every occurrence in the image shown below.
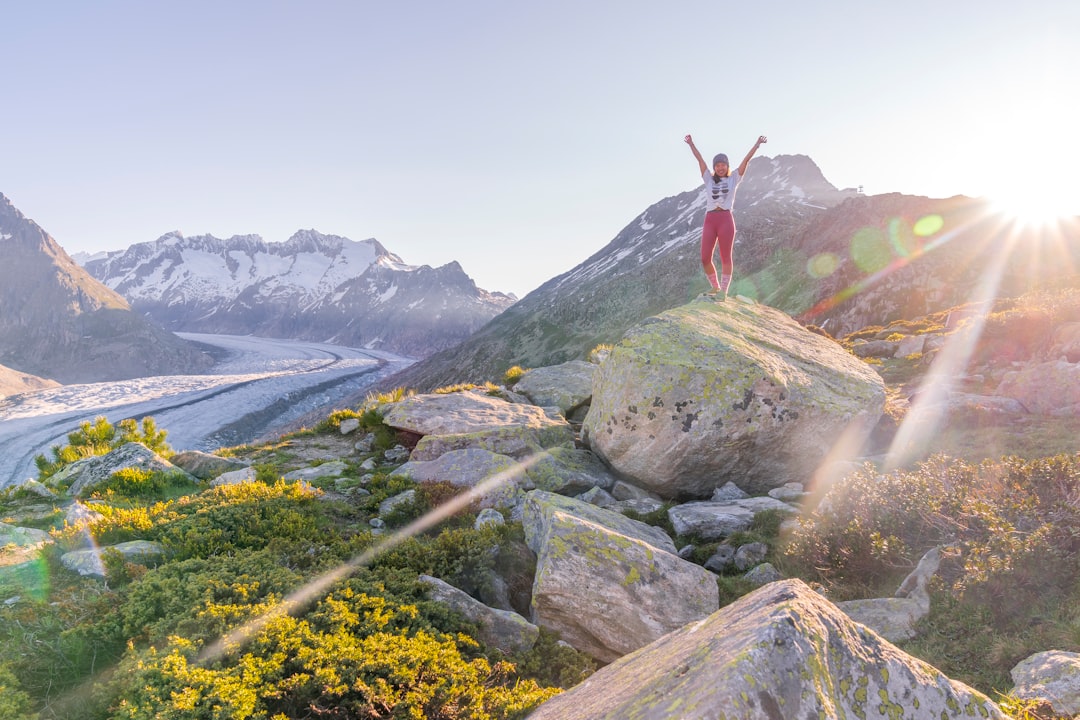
[707,288,727,302]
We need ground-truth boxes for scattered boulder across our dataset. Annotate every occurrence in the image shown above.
[13,479,55,498]
[523,491,676,555]
[711,481,749,502]
[60,540,168,577]
[49,443,195,497]
[390,449,526,513]
[339,417,361,435]
[742,562,783,586]
[378,489,416,517]
[170,450,248,480]
[524,492,717,663]
[668,502,755,540]
[513,360,596,417]
[381,390,569,436]
[211,467,258,486]
[733,542,768,571]
[576,486,616,507]
[851,339,900,358]
[409,424,573,462]
[895,334,926,357]
[996,360,1080,415]
[524,447,618,495]
[527,579,1005,719]
[1011,650,1080,717]
[0,523,53,567]
[283,460,348,482]
[474,508,505,529]
[767,482,805,502]
[419,574,539,655]
[703,545,736,573]
[1047,321,1080,362]
[583,302,885,497]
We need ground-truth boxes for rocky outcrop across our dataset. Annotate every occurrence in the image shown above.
[583,301,885,497]
[382,390,570,439]
[0,193,214,383]
[523,491,716,663]
[1011,650,1080,717]
[513,360,596,419]
[527,579,1005,719]
[419,574,539,655]
[996,360,1080,415]
[48,443,195,497]
[390,449,526,513]
[60,540,168,577]
[170,451,248,480]
[0,523,53,567]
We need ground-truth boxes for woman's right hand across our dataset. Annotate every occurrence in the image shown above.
[684,134,694,145]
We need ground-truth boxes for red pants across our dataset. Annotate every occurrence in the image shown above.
[701,209,735,278]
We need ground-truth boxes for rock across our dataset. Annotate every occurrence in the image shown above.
[524,447,618,495]
[767,482,805,502]
[14,479,55,498]
[611,498,665,516]
[667,502,755,540]
[474,508,505,529]
[742,562,784,585]
[170,450,248,480]
[836,546,942,642]
[359,458,377,471]
[383,445,412,463]
[1011,651,1080,717]
[711,481,749,503]
[51,443,195,497]
[576,486,617,507]
[997,360,1080,415]
[1047,321,1080,362]
[378,489,416,517]
[419,575,539,655]
[381,390,571,436]
[283,460,348,482]
[390,449,525,512]
[210,467,258,486]
[339,417,360,435]
[0,523,53,567]
[65,502,103,528]
[611,480,660,502]
[60,540,167,577]
[523,491,676,555]
[703,545,735,573]
[527,579,1005,720]
[410,424,573,462]
[513,361,596,416]
[582,303,885,497]
[851,339,900,358]
[354,433,377,453]
[733,542,768,571]
[524,493,718,663]
[895,334,926,357]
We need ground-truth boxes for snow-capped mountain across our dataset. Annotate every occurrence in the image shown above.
[79,230,516,357]
[0,193,214,384]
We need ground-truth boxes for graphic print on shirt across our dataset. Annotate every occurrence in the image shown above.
[711,177,731,202]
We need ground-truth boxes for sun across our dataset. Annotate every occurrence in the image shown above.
[987,181,1079,230]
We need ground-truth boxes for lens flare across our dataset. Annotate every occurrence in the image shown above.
[807,253,839,279]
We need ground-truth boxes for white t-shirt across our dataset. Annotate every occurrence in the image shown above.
[702,169,741,211]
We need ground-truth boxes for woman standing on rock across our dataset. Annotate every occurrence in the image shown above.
[684,133,767,301]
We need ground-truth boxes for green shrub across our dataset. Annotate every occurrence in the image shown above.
[35,416,172,482]
[86,467,197,501]
[503,365,529,387]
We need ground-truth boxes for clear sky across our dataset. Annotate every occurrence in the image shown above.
[3,1,1077,298]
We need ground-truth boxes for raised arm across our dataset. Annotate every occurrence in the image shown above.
[737,135,768,176]
[684,134,708,177]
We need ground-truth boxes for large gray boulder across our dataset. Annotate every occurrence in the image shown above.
[523,490,676,555]
[390,449,526,512]
[996,360,1080,416]
[1011,650,1080,717]
[60,540,168,577]
[0,523,53,567]
[513,360,596,417]
[527,579,1005,720]
[523,491,716,663]
[836,546,942,642]
[419,574,539,655]
[582,302,885,497]
[170,450,248,480]
[668,497,797,541]
[409,425,574,462]
[524,447,619,496]
[49,443,195,497]
[381,390,570,436]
